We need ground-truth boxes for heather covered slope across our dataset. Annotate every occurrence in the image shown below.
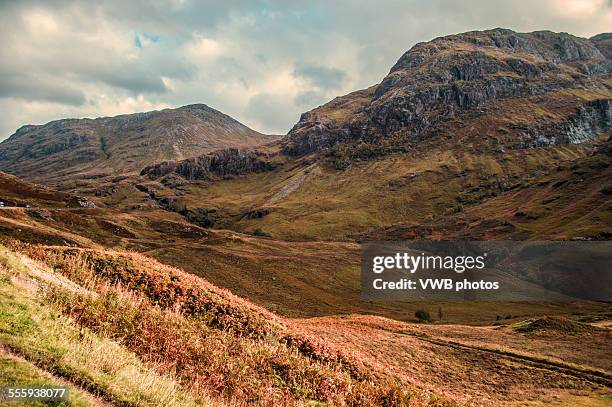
[1,241,610,406]
[0,243,443,406]
[0,104,277,187]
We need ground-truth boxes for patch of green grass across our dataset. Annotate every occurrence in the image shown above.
[26,210,44,220]
[0,355,92,407]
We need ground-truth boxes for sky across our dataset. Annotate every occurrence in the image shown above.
[0,0,611,139]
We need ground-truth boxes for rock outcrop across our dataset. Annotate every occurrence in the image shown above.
[140,148,274,180]
[591,33,612,60]
[515,99,612,148]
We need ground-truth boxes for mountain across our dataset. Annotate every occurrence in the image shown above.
[283,29,611,159]
[124,29,610,241]
[0,104,277,187]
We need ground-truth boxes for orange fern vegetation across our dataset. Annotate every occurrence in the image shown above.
[10,242,452,406]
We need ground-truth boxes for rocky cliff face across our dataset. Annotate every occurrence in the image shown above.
[591,33,612,60]
[510,99,612,149]
[0,104,276,186]
[140,148,274,181]
[283,29,612,157]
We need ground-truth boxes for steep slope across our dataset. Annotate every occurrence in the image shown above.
[363,136,612,240]
[1,243,442,406]
[283,29,611,159]
[0,104,277,187]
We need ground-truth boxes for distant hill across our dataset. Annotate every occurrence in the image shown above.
[0,104,277,187]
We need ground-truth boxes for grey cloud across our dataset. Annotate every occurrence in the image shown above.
[0,75,85,106]
[294,64,348,90]
[245,93,301,134]
[83,68,168,94]
[294,90,328,109]
[72,51,196,95]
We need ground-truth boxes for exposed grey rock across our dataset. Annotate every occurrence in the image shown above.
[140,148,275,180]
[590,33,612,60]
[514,99,612,148]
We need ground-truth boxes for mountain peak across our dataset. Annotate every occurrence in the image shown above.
[283,29,611,157]
[0,104,277,187]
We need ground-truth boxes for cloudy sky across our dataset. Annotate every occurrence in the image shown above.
[1,0,611,139]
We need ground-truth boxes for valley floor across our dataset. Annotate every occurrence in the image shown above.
[0,192,610,405]
[293,315,612,406]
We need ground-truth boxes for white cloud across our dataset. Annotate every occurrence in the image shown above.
[550,0,607,17]
[185,35,224,60]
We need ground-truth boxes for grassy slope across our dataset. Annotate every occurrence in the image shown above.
[128,141,607,242]
[364,138,612,240]
[0,246,214,406]
[2,243,440,406]
[0,171,73,208]
[0,349,94,407]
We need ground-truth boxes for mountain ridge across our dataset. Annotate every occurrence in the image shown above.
[282,28,611,158]
[0,103,278,187]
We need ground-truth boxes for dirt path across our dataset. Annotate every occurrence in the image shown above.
[19,254,97,297]
[0,343,112,407]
